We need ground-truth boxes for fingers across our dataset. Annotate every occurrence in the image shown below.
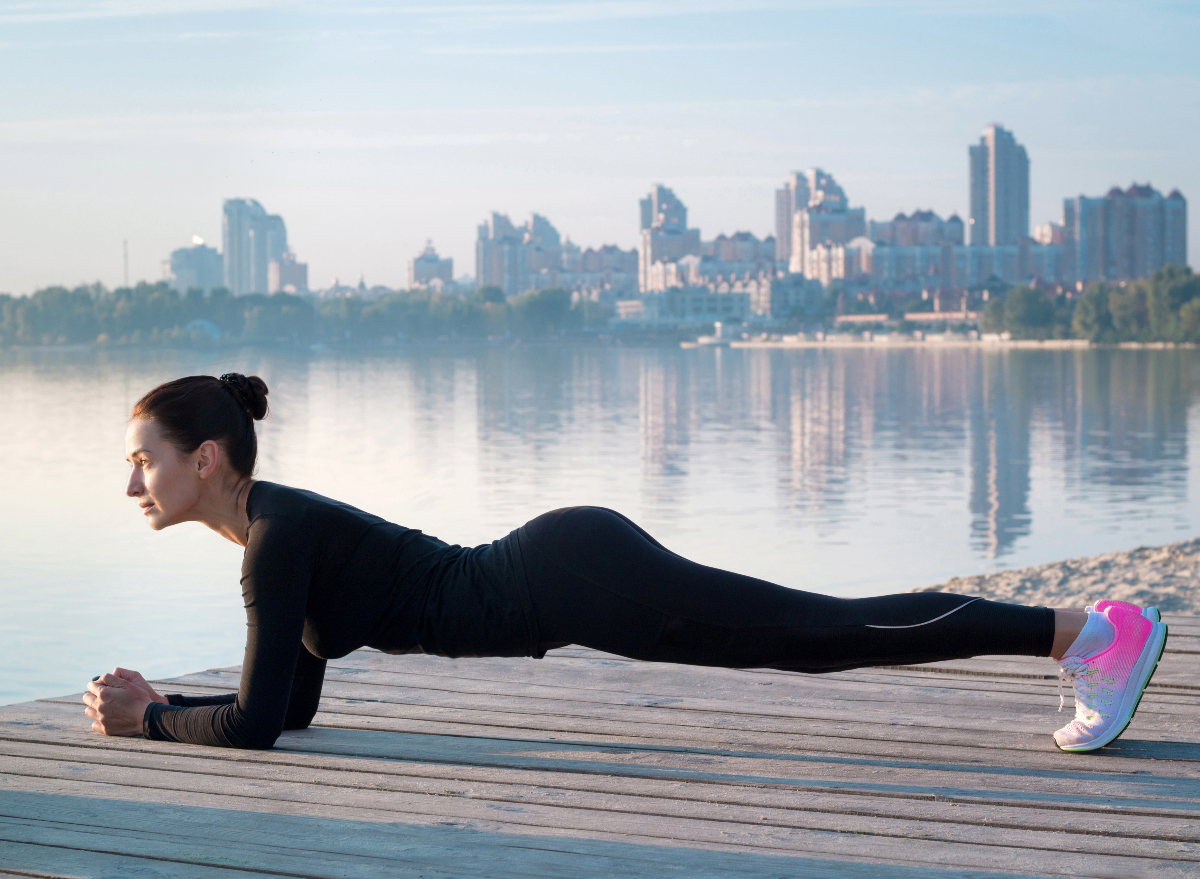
[86,674,124,697]
[113,667,145,685]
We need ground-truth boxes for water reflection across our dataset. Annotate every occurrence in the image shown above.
[2,344,1198,706]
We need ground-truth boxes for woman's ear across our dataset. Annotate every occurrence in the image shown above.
[195,439,222,480]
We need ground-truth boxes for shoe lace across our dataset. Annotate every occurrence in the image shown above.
[1058,655,1116,723]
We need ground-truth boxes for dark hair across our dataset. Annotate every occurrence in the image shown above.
[132,374,269,477]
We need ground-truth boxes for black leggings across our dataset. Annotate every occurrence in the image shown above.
[516,507,1055,673]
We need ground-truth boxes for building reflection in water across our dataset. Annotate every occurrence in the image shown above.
[445,344,1198,563]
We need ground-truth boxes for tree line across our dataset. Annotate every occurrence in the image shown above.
[0,283,586,346]
[3,265,1197,346]
[979,265,1200,342]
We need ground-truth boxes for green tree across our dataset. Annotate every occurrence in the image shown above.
[1147,265,1200,342]
[1108,284,1148,341]
[1002,285,1055,339]
[1071,283,1114,342]
[509,287,572,336]
[470,286,506,305]
[980,297,1006,334]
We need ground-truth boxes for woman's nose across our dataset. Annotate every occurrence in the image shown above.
[126,470,142,497]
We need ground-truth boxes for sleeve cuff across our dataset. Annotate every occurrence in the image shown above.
[142,700,181,740]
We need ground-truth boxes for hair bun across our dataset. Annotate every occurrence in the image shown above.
[218,373,270,421]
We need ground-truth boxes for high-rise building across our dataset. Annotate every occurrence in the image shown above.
[774,172,810,262]
[475,212,568,297]
[1062,184,1188,283]
[1166,190,1188,269]
[868,211,964,247]
[408,240,454,289]
[968,125,1029,246]
[222,199,289,295]
[476,213,524,297]
[788,170,866,278]
[638,185,701,292]
[165,236,224,294]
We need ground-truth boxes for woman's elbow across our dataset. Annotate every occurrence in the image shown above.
[282,695,321,731]
[236,728,282,750]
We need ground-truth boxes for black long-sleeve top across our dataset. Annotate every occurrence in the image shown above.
[142,481,494,749]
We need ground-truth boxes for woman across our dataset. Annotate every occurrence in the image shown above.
[84,373,1169,753]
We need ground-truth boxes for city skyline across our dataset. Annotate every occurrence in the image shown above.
[157,133,1185,307]
[1,2,1197,294]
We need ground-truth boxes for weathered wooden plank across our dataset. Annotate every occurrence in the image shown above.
[146,661,1200,728]
[4,705,1199,817]
[6,785,1182,879]
[3,739,1198,843]
[9,628,1200,879]
[2,762,1196,877]
[12,692,1199,781]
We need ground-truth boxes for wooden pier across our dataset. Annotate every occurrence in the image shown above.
[2,616,1199,878]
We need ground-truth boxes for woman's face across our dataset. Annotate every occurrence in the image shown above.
[125,417,202,530]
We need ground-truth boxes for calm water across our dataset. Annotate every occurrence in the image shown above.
[3,344,1200,706]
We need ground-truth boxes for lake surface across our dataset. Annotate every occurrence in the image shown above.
[3,343,1200,706]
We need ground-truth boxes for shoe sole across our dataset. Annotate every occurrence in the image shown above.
[1056,619,1169,753]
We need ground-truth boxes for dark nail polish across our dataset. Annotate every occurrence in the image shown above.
[91,675,101,682]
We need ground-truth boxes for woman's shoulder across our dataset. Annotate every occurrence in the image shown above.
[247,481,390,529]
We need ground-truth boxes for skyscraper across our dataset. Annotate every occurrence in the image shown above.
[1062,184,1188,283]
[787,169,865,278]
[774,172,810,262]
[222,199,288,295]
[638,185,701,292]
[968,125,1029,246]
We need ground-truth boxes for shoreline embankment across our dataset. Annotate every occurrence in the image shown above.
[913,537,1200,612]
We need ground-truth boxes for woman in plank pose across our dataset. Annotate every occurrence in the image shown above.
[84,373,1168,753]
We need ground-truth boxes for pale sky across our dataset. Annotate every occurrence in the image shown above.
[1,1,1196,294]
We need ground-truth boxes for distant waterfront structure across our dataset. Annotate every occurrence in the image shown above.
[969,125,1029,246]
[476,212,563,297]
[1034,223,1065,246]
[268,251,308,294]
[788,169,867,278]
[774,172,809,263]
[1062,184,1188,283]
[408,240,454,290]
[475,213,636,300]
[638,185,701,292]
[165,236,223,294]
[868,211,964,247]
[643,230,776,293]
[222,199,289,295]
[807,206,1062,290]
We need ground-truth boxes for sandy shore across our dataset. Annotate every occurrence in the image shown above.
[914,537,1200,612]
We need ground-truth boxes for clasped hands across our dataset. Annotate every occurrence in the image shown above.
[82,668,169,737]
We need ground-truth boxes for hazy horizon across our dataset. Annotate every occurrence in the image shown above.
[2,0,1196,295]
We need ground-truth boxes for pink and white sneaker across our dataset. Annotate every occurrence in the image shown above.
[1054,604,1168,752]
